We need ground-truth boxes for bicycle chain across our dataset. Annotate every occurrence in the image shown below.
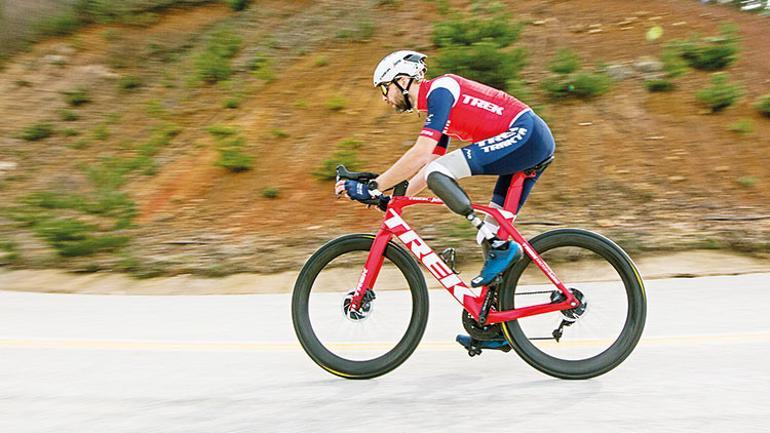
[516,290,558,296]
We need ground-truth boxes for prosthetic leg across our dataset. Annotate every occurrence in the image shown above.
[426,172,522,288]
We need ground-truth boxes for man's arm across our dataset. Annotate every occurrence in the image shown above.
[405,153,441,196]
[371,79,457,193]
[373,136,437,191]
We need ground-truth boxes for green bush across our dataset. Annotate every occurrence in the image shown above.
[207,125,238,138]
[86,190,136,223]
[432,15,523,48]
[672,24,739,71]
[261,186,280,199]
[208,127,253,172]
[542,71,611,99]
[23,192,84,210]
[228,0,250,11]
[336,19,376,41]
[60,110,80,121]
[208,27,242,59]
[662,47,689,78]
[549,48,580,74]
[270,129,289,138]
[356,20,376,40]
[313,138,363,180]
[122,12,160,27]
[64,88,91,106]
[217,138,254,172]
[314,56,329,67]
[337,138,362,150]
[696,72,743,112]
[728,118,754,135]
[69,139,91,150]
[0,239,19,262]
[63,127,80,137]
[92,124,110,141]
[56,234,130,257]
[737,176,758,188]
[145,99,166,118]
[19,122,53,141]
[28,216,128,257]
[85,159,129,190]
[755,94,770,117]
[195,51,232,83]
[195,27,242,84]
[314,149,360,180]
[34,12,81,37]
[433,42,526,90]
[326,94,348,111]
[645,79,675,92]
[224,97,240,109]
[118,75,142,91]
[35,217,92,244]
[247,56,267,71]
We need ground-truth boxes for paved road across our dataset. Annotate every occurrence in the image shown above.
[1,273,769,433]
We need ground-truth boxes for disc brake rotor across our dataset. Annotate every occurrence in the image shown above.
[342,289,376,322]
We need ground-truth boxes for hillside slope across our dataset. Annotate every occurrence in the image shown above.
[1,0,769,275]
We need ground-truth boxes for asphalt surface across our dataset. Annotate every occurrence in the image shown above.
[1,273,769,433]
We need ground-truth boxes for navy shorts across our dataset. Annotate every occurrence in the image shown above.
[461,110,555,211]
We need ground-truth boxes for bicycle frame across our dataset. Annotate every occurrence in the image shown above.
[349,171,580,325]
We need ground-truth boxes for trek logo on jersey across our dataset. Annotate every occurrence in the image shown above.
[462,95,504,116]
[478,127,528,153]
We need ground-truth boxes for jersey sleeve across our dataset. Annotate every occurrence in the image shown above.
[419,87,455,143]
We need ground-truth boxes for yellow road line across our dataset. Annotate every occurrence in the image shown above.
[0,332,768,352]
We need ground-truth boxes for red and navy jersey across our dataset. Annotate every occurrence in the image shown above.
[416,74,530,155]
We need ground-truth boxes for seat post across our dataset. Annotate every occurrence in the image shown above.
[502,171,531,215]
[495,171,531,240]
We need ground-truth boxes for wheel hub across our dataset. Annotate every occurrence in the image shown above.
[342,289,375,322]
[550,288,588,322]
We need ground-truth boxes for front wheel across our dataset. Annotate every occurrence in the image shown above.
[499,229,647,380]
[291,234,429,379]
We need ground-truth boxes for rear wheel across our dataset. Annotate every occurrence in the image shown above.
[499,229,646,379]
[291,234,429,379]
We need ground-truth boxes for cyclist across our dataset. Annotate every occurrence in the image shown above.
[335,50,556,349]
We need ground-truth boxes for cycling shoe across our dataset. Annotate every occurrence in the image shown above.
[471,240,522,287]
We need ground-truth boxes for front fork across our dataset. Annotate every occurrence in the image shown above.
[349,228,392,310]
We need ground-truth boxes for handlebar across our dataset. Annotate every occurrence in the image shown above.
[336,165,409,197]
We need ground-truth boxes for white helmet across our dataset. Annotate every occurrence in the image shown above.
[372,50,427,87]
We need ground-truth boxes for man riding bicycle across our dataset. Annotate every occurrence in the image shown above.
[336,50,556,350]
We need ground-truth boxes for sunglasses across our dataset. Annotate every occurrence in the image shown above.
[379,82,391,97]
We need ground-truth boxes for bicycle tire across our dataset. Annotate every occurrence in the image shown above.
[499,228,647,380]
[291,234,429,379]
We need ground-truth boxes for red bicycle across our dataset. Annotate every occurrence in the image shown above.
[292,160,647,380]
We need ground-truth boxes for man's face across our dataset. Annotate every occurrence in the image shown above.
[380,81,410,113]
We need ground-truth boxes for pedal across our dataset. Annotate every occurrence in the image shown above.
[439,248,459,274]
[456,335,482,356]
[457,334,511,355]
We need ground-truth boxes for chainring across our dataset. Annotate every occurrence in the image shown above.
[462,310,503,341]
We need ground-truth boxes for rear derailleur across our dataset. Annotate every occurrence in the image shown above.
[549,288,587,342]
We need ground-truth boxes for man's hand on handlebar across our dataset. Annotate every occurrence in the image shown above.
[334,179,390,211]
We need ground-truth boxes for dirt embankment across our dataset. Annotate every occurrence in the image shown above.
[0,250,768,295]
[0,0,769,280]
